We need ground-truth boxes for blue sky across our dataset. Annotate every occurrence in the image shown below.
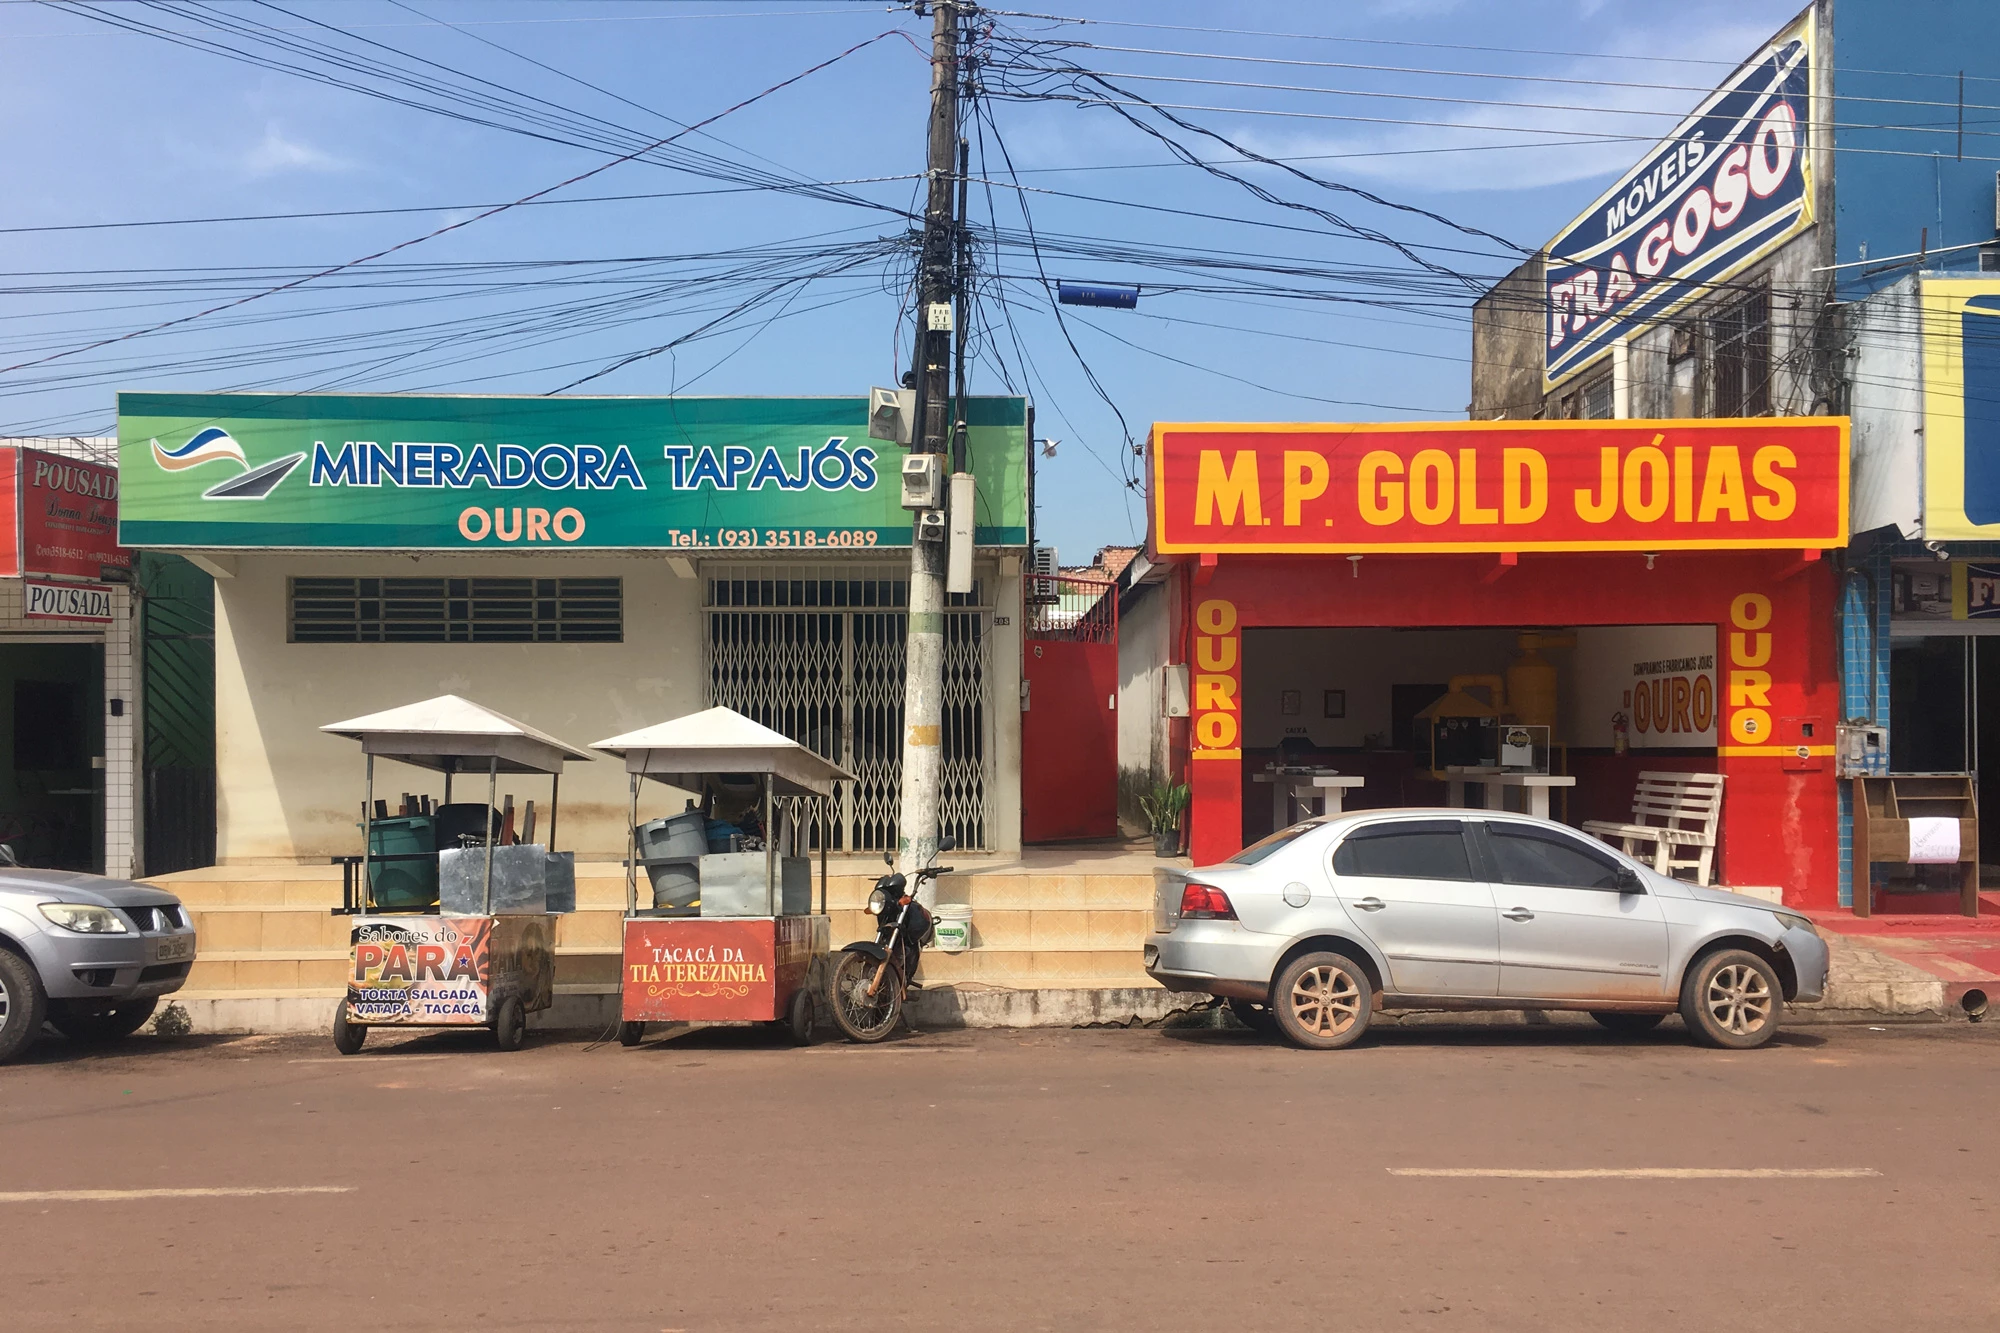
[0,0,1813,560]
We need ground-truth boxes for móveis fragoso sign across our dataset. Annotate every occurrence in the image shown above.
[116,393,1029,551]
[1542,15,1812,390]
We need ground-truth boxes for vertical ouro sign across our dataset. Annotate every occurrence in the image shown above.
[1542,12,1814,390]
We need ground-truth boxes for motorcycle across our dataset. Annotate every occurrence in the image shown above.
[828,835,954,1042]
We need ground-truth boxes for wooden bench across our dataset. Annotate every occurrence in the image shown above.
[1582,771,1725,886]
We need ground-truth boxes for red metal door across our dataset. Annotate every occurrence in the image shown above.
[1022,575,1118,842]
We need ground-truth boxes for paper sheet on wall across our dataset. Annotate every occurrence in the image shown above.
[1907,817,1961,865]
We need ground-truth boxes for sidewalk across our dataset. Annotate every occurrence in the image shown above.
[1801,899,2000,1021]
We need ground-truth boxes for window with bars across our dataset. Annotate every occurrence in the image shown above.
[703,564,992,852]
[288,577,621,643]
[1711,288,1772,418]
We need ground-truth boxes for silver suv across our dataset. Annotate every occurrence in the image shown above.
[1145,812,1827,1051]
[0,849,198,1062]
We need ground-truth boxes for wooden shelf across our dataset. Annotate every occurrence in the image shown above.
[1852,775,1979,917]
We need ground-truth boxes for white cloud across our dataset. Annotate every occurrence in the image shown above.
[240,123,351,176]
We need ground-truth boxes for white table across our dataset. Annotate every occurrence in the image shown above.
[1253,770,1367,827]
[1440,770,1576,819]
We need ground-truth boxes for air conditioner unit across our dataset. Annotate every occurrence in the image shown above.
[1029,545,1058,577]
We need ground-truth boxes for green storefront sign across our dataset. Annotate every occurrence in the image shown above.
[116,392,1029,550]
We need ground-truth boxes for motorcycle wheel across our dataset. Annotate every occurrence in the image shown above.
[829,950,902,1043]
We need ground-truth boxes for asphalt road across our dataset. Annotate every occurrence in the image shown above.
[5,1017,1997,1332]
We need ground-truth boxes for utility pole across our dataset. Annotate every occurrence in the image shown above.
[898,0,962,881]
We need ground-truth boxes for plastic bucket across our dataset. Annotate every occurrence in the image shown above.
[933,902,972,953]
[366,816,438,910]
[638,811,706,860]
[647,862,700,913]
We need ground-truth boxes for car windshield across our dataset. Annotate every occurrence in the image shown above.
[1228,824,1315,866]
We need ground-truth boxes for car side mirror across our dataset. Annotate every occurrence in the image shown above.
[0,843,14,867]
[1616,867,1644,894]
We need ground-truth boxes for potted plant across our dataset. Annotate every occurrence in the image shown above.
[1141,781,1191,858]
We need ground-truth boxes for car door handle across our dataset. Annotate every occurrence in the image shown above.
[1501,908,1535,921]
[1353,897,1386,912]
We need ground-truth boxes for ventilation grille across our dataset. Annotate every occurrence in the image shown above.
[289,577,621,643]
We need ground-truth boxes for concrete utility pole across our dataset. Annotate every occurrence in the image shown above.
[897,0,962,881]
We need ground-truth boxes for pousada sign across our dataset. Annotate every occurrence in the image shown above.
[1150,419,1848,554]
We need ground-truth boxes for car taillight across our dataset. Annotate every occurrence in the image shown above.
[1178,883,1236,920]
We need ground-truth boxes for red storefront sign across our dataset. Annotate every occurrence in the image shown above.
[1151,419,1847,554]
[621,915,820,1023]
[0,448,128,580]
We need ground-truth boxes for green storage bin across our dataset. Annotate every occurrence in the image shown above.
[366,816,438,910]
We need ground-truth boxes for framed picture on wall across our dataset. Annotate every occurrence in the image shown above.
[1280,689,1302,716]
[1323,690,1346,719]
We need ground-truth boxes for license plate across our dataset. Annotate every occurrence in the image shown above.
[151,935,195,963]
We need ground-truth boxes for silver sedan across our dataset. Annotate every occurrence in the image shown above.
[1144,811,1826,1050]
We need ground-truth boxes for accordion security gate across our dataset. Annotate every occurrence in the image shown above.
[703,563,993,852]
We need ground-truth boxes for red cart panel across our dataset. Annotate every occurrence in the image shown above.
[621,915,827,1023]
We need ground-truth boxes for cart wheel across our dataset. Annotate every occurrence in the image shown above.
[786,988,815,1047]
[332,999,366,1055]
[617,1021,644,1048]
[493,996,525,1052]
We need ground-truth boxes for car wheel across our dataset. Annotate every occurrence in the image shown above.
[332,999,367,1055]
[1590,1011,1666,1035]
[1272,951,1372,1051]
[1681,949,1784,1049]
[0,947,48,1064]
[1228,997,1280,1034]
[493,996,526,1052]
[50,998,158,1042]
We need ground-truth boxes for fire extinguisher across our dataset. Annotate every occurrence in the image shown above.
[1611,711,1629,755]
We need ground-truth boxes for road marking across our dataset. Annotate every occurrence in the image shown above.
[1388,1168,1880,1180]
[0,1186,355,1203]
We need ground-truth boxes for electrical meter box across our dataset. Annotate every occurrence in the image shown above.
[1836,723,1889,778]
[901,453,943,509]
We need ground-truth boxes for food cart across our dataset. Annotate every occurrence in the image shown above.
[323,694,593,1054]
[592,707,851,1048]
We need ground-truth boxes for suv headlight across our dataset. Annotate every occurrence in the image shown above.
[1770,909,1817,938]
[39,903,130,934]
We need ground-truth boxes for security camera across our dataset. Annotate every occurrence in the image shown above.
[1926,539,1951,562]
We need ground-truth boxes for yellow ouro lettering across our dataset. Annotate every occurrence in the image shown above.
[1195,599,1237,635]
[1730,631,1772,667]
[1195,636,1237,672]
[1729,708,1771,745]
[1731,593,1772,629]
[1729,670,1772,708]
[1196,712,1238,749]
[1194,676,1238,712]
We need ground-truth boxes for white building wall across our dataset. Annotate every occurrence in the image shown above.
[1847,273,1925,538]
[213,552,1024,862]
[1115,580,1172,833]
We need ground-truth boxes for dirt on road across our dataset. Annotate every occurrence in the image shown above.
[4,1020,1996,1331]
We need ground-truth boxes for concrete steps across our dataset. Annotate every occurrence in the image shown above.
[147,859,1164,1020]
